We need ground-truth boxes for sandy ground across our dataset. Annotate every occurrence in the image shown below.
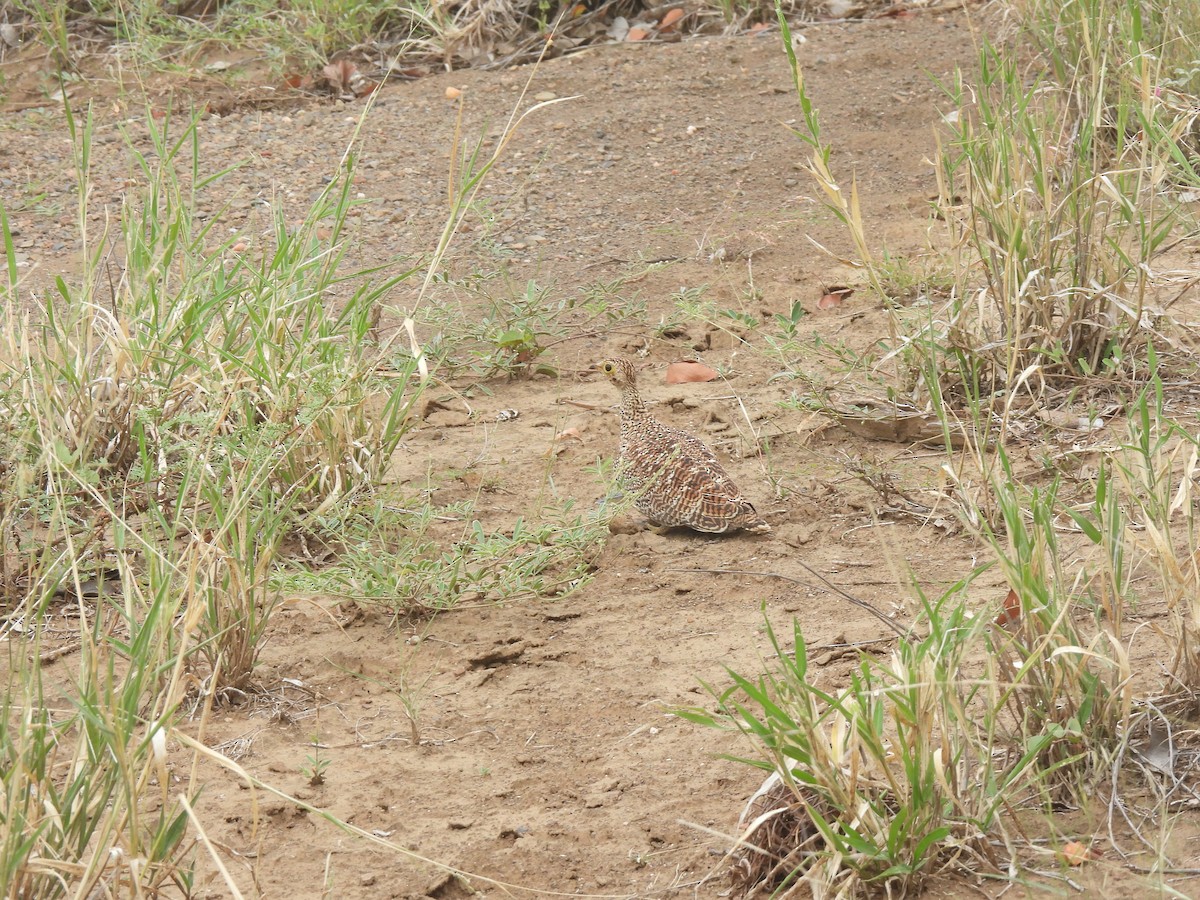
[4,5,1200,897]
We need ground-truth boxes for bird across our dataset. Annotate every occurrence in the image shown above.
[597,358,770,534]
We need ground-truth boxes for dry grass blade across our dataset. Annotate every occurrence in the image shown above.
[180,794,247,900]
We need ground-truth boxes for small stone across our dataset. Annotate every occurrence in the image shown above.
[607,516,640,536]
[534,90,557,101]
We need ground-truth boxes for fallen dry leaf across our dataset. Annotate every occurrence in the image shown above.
[545,426,586,458]
[1060,840,1093,866]
[994,588,1021,628]
[445,86,463,100]
[817,285,854,309]
[627,27,650,41]
[665,361,718,384]
[322,58,357,95]
[1143,724,1176,777]
[660,8,684,32]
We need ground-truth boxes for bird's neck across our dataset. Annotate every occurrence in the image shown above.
[619,386,648,423]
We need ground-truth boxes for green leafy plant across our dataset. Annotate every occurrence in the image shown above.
[0,30,576,892]
[932,39,1175,388]
[8,0,445,79]
[1071,359,1200,689]
[281,499,602,613]
[680,591,990,897]
[0,97,425,891]
[418,278,568,378]
[772,299,807,338]
[303,732,331,786]
[978,454,1133,800]
[682,535,1133,895]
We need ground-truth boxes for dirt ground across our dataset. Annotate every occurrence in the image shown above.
[5,5,1200,898]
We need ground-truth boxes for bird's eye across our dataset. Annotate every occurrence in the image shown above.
[603,362,614,373]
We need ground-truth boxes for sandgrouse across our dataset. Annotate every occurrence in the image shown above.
[599,358,770,534]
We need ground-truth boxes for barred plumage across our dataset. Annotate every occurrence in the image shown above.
[599,358,770,535]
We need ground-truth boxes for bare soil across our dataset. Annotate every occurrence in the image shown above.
[5,7,1200,898]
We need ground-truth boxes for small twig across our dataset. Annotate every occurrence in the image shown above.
[1023,868,1084,892]
[812,638,893,652]
[1123,863,1200,875]
[322,734,412,750]
[38,641,82,664]
[381,505,462,522]
[556,398,607,411]
[666,562,910,639]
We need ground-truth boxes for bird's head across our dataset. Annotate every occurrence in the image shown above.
[597,358,637,389]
